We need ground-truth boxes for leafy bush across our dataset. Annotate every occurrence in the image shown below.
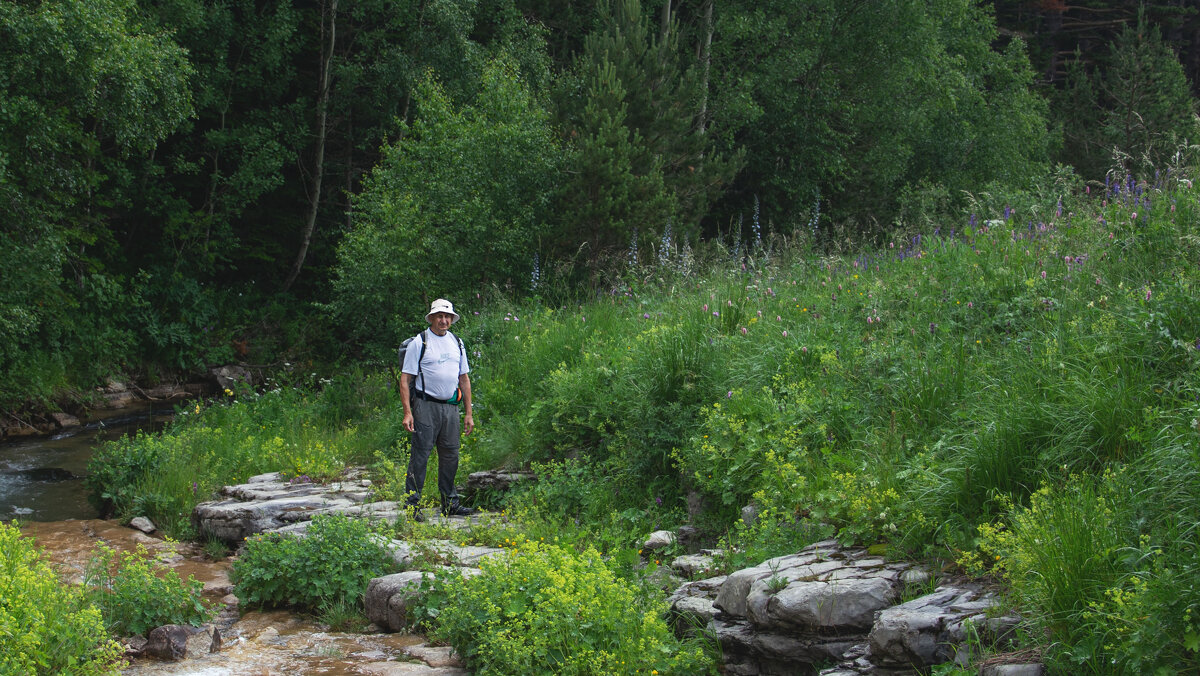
[232,515,397,612]
[420,542,714,675]
[83,543,216,637]
[0,522,124,674]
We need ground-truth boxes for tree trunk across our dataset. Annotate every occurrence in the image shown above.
[697,0,713,136]
[284,0,337,292]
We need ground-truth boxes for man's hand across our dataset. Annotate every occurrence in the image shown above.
[403,412,414,432]
[463,413,474,436]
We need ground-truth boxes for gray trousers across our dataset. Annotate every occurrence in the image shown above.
[404,397,461,505]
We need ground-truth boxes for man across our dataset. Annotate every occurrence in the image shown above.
[400,298,477,520]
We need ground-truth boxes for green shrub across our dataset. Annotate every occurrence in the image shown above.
[83,543,216,637]
[0,522,124,674]
[231,514,397,611]
[421,542,714,675]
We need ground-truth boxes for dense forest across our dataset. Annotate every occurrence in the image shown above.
[1,0,1197,408]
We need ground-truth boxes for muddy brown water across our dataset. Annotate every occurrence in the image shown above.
[21,520,434,674]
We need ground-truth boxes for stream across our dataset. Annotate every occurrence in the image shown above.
[0,403,174,521]
[6,406,447,675]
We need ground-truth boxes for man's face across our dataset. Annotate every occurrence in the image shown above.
[429,312,454,335]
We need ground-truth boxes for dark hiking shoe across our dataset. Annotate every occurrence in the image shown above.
[406,504,425,522]
[441,504,478,517]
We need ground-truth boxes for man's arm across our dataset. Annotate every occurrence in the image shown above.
[400,372,415,432]
[459,373,473,435]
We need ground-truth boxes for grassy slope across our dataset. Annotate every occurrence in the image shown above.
[87,174,1200,671]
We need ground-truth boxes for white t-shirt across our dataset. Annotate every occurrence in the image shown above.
[401,330,469,400]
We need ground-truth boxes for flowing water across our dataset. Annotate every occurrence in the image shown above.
[0,403,175,521]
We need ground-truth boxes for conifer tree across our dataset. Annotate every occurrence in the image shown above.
[552,0,738,260]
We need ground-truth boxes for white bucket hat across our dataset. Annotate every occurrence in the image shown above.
[425,298,460,324]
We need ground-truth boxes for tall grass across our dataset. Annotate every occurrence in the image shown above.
[87,368,404,538]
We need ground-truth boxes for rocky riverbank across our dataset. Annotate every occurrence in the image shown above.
[185,470,1042,675]
[1,364,257,439]
[22,467,1044,675]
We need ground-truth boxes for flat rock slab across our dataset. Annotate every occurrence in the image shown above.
[193,470,497,544]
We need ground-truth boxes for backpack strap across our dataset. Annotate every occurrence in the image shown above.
[414,329,466,400]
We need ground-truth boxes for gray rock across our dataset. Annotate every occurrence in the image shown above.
[671,552,718,577]
[981,664,1043,676]
[463,469,535,496]
[403,643,463,668]
[192,471,401,543]
[143,624,221,660]
[741,502,760,527]
[868,585,1016,669]
[211,364,252,391]
[643,529,676,552]
[129,516,156,534]
[747,576,897,630]
[50,411,81,429]
[669,595,718,636]
[364,571,431,631]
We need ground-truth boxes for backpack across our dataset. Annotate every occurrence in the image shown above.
[397,330,466,404]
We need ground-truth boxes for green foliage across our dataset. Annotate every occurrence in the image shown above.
[331,57,562,354]
[420,542,714,675]
[0,0,192,407]
[86,373,397,537]
[551,0,740,255]
[83,543,216,637]
[0,522,124,675]
[232,514,397,612]
[706,0,1050,227]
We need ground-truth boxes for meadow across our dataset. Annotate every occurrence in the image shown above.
[8,167,1196,673]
